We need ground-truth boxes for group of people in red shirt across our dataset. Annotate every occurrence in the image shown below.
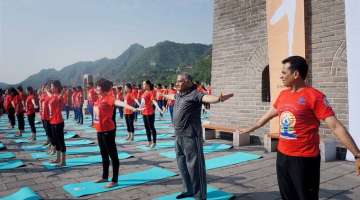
[2,86,38,141]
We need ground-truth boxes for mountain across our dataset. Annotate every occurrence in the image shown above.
[7,41,211,88]
[0,82,9,88]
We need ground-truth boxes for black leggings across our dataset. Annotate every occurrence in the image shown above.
[143,114,156,143]
[125,114,135,133]
[97,129,119,182]
[27,113,36,133]
[7,107,15,127]
[16,112,25,131]
[42,120,55,146]
[51,122,66,152]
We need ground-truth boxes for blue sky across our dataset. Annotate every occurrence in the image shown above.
[0,0,213,84]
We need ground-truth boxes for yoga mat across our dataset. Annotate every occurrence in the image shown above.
[154,185,234,200]
[63,167,177,197]
[42,152,133,170]
[31,146,100,159]
[160,144,233,159]
[22,139,94,151]
[0,143,5,150]
[155,125,173,130]
[0,160,25,170]
[14,132,77,143]
[0,152,16,159]
[206,152,261,170]
[5,131,46,139]
[116,134,172,144]
[137,141,175,151]
[0,187,42,200]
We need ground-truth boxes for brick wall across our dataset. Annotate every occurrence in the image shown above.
[211,0,348,140]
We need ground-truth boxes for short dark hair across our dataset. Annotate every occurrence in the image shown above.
[17,85,23,92]
[125,83,132,90]
[51,80,63,92]
[144,80,154,90]
[96,78,113,92]
[27,86,34,94]
[282,56,308,80]
[179,72,193,82]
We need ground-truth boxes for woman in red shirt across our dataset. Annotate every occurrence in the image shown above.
[115,86,124,121]
[40,83,55,152]
[123,83,140,141]
[93,78,119,188]
[165,83,177,125]
[76,86,84,125]
[48,80,66,166]
[11,86,25,136]
[140,80,163,148]
[26,86,37,141]
[5,89,16,128]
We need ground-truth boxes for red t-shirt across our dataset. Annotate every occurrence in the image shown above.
[77,91,84,106]
[167,89,177,106]
[273,87,335,157]
[48,94,64,125]
[124,93,136,115]
[137,89,144,100]
[26,95,36,115]
[13,95,25,114]
[116,91,124,101]
[71,92,77,107]
[93,93,115,132]
[132,89,138,100]
[88,88,97,105]
[62,92,68,106]
[141,91,154,116]
[4,95,12,111]
[155,88,163,101]
[40,94,50,120]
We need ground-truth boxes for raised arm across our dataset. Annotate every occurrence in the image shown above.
[114,100,137,111]
[202,93,234,104]
[152,100,164,114]
[237,107,278,134]
[324,116,360,175]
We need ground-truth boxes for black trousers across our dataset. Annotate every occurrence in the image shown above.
[143,114,156,143]
[276,151,321,200]
[42,120,55,146]
[97,129,119,182]
[16,112,25,131]
[51,122,66,152]
[125,114,135,133]
[27,113,36,133]
[7,107,16,127]
[175,136,207,199]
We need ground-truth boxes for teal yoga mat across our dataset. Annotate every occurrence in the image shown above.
[14,132,77,143]
[206,152,261,170]
[160,144,233,159]
[154,185,234,200]
[137,141,175,151]
[22,139,94,151]
[116,134,172,144]
[5,131,46,139]
[0,160,25,170]
[63,167,177,197]
[0,152,16,159]
[31,146,100,159]
[0,187,42,200]
[42,152,133,170]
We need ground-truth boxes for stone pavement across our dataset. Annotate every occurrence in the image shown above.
[0,115,360,200]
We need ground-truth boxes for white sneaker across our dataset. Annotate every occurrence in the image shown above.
[150,143,156,149]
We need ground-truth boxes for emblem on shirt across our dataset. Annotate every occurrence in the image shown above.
[298,96,306,105]
[279,111,297,139]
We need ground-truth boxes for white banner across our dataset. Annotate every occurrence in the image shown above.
[345,0,360,161]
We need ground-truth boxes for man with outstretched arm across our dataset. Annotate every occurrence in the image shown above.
[163,72,233,200]
[237,56,360,200]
